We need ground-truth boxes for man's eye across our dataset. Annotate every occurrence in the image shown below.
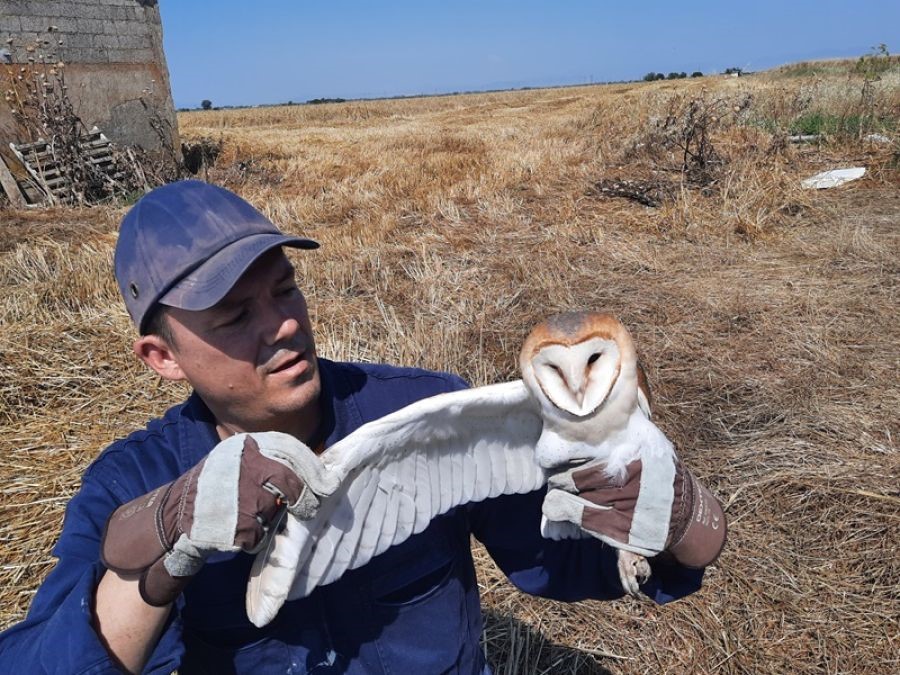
[277,284,298,297]
[221,310,248,327]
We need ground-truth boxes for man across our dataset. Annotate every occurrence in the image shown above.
[0,180,725,673]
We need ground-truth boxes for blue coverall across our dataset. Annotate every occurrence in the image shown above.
[0,359,702,673]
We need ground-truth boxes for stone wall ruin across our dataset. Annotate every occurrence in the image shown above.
[0,0,179,160]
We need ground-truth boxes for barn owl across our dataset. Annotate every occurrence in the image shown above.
[246,312,675,628]
[519,312,665,596]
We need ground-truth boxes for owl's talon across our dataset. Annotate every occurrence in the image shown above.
[617,550,651,596]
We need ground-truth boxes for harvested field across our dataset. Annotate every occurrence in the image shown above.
[1,62,898,672]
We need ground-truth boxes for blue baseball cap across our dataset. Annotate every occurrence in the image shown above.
[114,180,318,334]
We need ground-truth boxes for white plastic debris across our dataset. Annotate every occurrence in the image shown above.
[864,133,891,145]
[788,134,821,143]
[801,167,866,190]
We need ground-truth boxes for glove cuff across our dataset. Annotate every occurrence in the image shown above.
[139,558,191,607]
[100,482,175,574]
[136,534,209,606]
[102,483,207,607]
[667,470,727,568]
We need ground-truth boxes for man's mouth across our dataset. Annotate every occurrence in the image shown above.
[267,350,306,375]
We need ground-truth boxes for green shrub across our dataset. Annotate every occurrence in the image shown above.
[788,111,896,137]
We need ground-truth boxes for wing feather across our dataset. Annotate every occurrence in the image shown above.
[372,463,401,557]
[427,441,442,521]
[338,465,382,571]
[413,451,432,532]
[460,438,477,505]
[302,467,371,587]
[392,454,418,546]
[437,440,455,515]
[449,442,465,512]
[503,442,524,494]
[348,467,390,569]
[487,432,507,496]
[247,379,544,627]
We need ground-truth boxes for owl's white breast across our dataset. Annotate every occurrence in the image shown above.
[535,404,673,482]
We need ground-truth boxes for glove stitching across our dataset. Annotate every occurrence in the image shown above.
[669,470,695,549]
[175,464,198,543]
[154,482,176,551]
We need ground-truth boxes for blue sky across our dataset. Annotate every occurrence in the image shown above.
[159,1,899,108]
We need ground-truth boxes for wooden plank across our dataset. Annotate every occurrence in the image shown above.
[33,155,116,181]
[20,183,42,204]
[9,142,53,205]
[18,145,115,167]
[0,154,27,207]
[22,140,112,162]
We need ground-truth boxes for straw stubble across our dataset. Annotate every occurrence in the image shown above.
[1,61,898,673]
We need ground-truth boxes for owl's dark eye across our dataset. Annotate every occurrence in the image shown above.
[588,353,600,364]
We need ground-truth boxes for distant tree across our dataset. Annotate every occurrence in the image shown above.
[306,97,347,105]
[724,67,743,76]
[643,72,659,82]
[666,72,683,80]
[201,99,212,110]
[691,71,704,78]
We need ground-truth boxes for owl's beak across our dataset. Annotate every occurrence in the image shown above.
[562,363,587,408]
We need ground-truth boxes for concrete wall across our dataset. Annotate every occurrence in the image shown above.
[0,0,178,156]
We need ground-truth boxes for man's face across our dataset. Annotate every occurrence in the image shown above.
[161,248,321,439]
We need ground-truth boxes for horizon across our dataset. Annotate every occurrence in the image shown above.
[171,56,875,112]
[158,1,899,110]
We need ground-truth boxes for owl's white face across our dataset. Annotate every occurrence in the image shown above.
[529,336,621,417]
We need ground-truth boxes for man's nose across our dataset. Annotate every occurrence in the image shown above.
[272,315,301,345]
[262,301,302,346]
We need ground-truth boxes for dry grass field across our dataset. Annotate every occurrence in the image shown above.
[1,60,898,673]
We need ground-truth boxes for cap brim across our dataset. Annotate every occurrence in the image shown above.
[157,233,318,312]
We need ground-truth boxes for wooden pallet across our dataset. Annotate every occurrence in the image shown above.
[8,127,125,205]
[0,151,27,207]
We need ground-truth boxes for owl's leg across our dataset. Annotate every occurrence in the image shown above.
[617,550,651,596]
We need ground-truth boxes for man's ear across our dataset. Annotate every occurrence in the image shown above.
[133,335,186,381]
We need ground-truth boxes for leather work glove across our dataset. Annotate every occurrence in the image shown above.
[101,432,339,606]
[541,456,726,568]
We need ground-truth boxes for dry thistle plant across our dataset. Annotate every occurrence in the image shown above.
[591,89,814,237]
[616,91,753,189]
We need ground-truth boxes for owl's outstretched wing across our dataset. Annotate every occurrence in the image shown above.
[246,380,546,627]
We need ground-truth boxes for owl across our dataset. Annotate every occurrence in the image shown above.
[519,312,671,595]
[246,312,675,627]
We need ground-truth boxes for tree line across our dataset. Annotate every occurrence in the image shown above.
[643,71,704,81]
